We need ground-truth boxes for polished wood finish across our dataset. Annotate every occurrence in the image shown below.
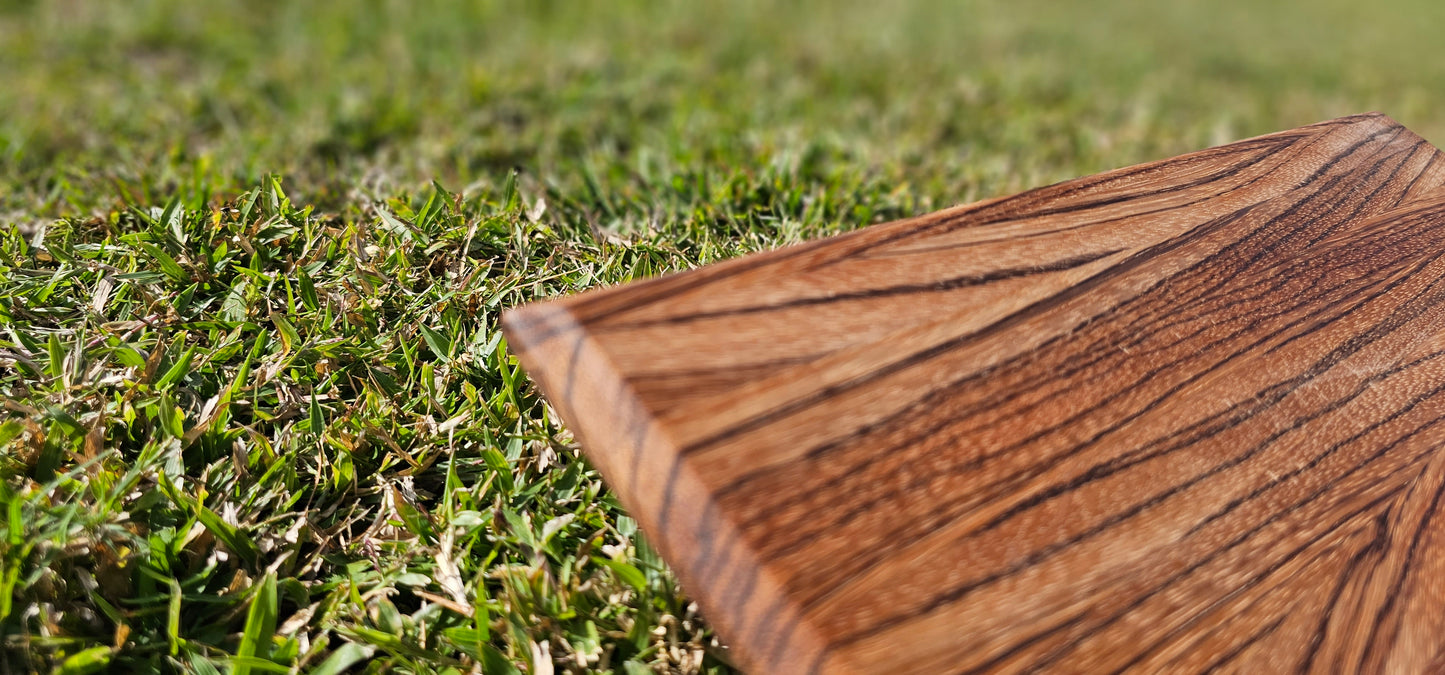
[501,113,1445,673]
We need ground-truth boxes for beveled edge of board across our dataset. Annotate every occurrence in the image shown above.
[500,302,843,673]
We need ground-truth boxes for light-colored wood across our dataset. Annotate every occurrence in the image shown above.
[501,113,1445,673]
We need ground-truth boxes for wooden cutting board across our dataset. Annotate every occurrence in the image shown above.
[501,113,1445,674]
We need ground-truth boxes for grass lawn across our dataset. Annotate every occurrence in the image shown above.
[5,1,1445,672]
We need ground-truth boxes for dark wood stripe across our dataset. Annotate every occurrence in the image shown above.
[598,247,1127,330]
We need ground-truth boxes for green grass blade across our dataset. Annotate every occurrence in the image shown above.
[233,573,278,675]
[308,643,376,675]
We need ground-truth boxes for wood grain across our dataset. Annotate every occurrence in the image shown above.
[501,113,1445,674]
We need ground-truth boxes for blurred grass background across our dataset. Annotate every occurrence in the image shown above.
[8,0,1445,224]
[4,0,1445,673]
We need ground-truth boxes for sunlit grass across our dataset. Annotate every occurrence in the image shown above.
[4,0,1445,672]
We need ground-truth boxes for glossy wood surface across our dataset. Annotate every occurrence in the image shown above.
[501,113,1445,673]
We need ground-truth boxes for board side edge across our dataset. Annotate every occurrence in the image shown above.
[500,303,849,675]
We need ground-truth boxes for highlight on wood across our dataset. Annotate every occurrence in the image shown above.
[503,113,1445,673]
